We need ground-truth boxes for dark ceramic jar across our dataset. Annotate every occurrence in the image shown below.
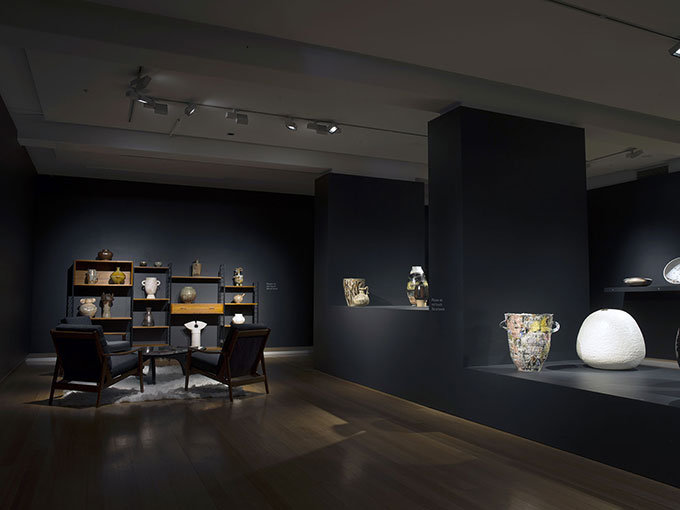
[97,248,113,260]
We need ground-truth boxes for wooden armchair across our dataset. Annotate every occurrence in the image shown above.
[49,325,144,407]
[185,324,271,402]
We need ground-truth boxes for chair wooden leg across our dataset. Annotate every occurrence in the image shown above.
[96,362,107,408]
[95,385,103,408]
[138,352,144,393]
[261,355,269,394]
[185,352,191,390]
[228,382,233,402]
[49,361,59,405]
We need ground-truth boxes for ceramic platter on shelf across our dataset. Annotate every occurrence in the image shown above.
[623,277,652,287]
[663,257,680,284]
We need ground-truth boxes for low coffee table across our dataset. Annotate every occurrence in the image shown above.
[142,346,191,384]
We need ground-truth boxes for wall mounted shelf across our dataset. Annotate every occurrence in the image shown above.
[133,298,170,302]
[172,276,221,283]
[91,317,132,321]
[132,263,172,346]
[225,302,258,306]
[133,326,169,330]
[134,266,169,271]
[604,286,680,293]
[171,303,224,314]
[223,285,256,290]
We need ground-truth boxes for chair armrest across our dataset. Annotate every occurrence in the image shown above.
[103,347,142,357]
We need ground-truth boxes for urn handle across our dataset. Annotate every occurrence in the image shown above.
[552,320,561,333]
[499,319,508,331]
[141,279,146,286]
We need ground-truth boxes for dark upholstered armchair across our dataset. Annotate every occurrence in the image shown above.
[50,324,144,407]
[185,324,271,402]
[61,316,131,352]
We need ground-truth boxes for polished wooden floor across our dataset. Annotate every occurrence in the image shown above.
[1,355,679,510]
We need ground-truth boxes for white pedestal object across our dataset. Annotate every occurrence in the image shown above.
[184,320,207,348]
[576,309,646,370]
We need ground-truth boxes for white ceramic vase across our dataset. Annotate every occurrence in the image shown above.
[232,313,246,325]
[141,277,161,299]
[577,309,646,370]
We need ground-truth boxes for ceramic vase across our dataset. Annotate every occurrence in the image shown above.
[110,267,126,284]
[100,292,114,318]
[79,298,97,318]
[192,259,202,277]
[500,313,560,372]
[86,269,99,284]
[343,278,366,307]
[180,286,197,303]
[141,277,161,299]
[97,248,113,260]
[233,267,244,286]
[577,309,645,370]
[351,286,370,306]
[232,313,246,325]
[142,307,155,327]
[154,261,163,267]
[139,260,148,267]
[414,281,429,308]
[407,266,428,306]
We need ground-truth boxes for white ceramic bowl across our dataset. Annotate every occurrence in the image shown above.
[663,257,680,284]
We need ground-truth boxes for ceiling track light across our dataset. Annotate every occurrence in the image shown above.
[226,109,249,125]
[285,117,297,131]
[327,122,341,134]
[184,103,197,117]
[669,41,680,58]
[129,75,151,91]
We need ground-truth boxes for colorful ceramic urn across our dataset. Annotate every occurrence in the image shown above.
[233,267,244,286]
[110,267,126,284]
[180,286,197,303]
[500,313,560,372]
[79,298,97,318]
[406,266,428,306]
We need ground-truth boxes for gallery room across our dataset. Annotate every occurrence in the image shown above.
[2,1,680,508]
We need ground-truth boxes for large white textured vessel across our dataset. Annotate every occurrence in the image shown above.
[576,309,646,370]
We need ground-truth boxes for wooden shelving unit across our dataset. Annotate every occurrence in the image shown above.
[132,263,172,346]
[68,259,135,339]
[172,276,222,283]
[222,281,259,328]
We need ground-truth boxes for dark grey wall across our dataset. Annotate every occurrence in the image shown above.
[311,109,680,488]
[0,98,35,379]
[588,173,680,359]
[31,176,314,352]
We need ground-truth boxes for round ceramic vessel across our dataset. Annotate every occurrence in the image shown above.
[663,257,680,284]
[232,313,246,325]
[623,277,652,287]
[500,313,560,372]
[577,309,645,370]
[180,286,197,303]
[79,298,97,318]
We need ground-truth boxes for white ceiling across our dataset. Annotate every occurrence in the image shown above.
[1,0,680,194]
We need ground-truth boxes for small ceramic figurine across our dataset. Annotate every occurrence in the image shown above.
[184,320,207,347]
[110,267,126,284]
[86,269,98,284]
[352,286,370,306]
[154,261,163,268]
[233,293,245,303]
[100,292,114,318]
[79,298,97,318]
[141,277,161,299]
[232,313,246,325]
[191,259,202,277]
[139,260,148,267]
[180,286,197,303]
[233,267,244,286]
[142,307,155,327]
[97,249,113,260]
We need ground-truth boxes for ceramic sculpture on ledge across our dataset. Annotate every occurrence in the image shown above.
[343,278,369,307]
[141,277,161,299]
[577,309,645,370]
[500,313,560,372]
[185,320,207,348]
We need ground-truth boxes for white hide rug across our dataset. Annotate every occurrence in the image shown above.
[52,365,245,407]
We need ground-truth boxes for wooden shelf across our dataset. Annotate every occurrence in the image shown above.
[91,317,131,321]
[225,302,258,306]
[171,303,224,314]
[74,283,133,287]
[223,285,255,290]
[134,298,170,302]
[103,332,127,336]
[75,259,134,265]
[133,326,169,329]
[172,276,221,283]
[134,266,169,271]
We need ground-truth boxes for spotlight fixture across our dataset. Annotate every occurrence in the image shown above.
[626,148,644,159]
[184,103,197,117]
[226,109,249,125]
[669,41,680,58]
[129,75,151,91]
[285,117,297,131]
[306,122,328,135]
[327,122,341,134]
